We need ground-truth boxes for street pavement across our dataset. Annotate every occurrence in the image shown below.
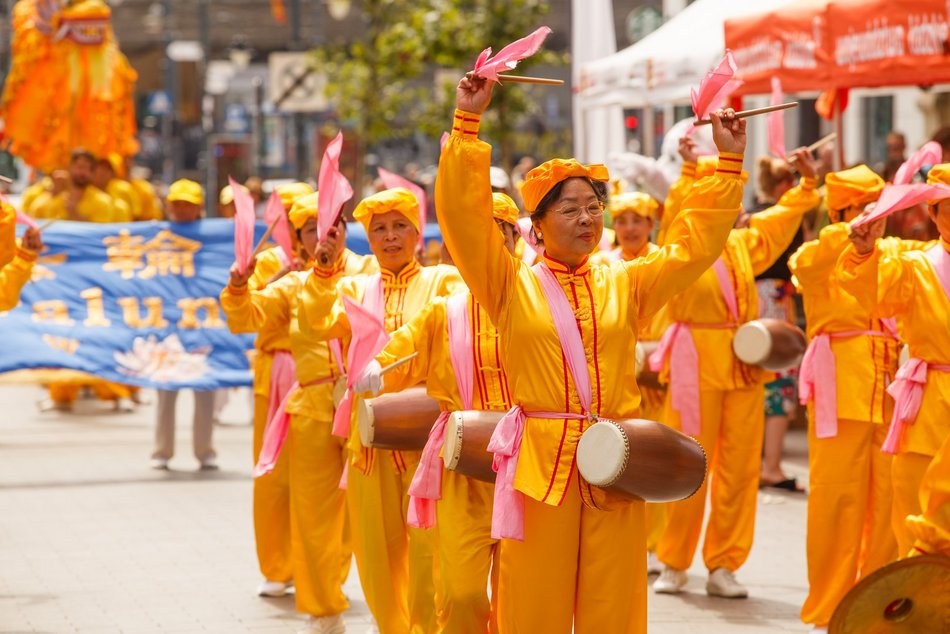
[0,385,811,633]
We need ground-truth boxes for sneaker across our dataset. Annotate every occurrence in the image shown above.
[647,551,663,575]
[150,457,169,470]
[653,566,688,594]
[199,456,219,471]
[706,567,748,598]
[297,613,346,634]
[257,579,292,597]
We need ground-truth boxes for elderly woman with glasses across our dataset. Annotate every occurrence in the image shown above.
[435,74,746,634]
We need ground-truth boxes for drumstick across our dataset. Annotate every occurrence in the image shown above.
[788,133,838,163]
[497,74,564,86]
[380,352,419,376]
[37,218,57,231]
[0,175,12,185]
[251,216,280,259]
[693,102,798,126]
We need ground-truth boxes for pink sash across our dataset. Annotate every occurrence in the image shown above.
[881,243,950,454]
[487,262,594,541]
[648,258,738,436]
[275,245,292,269]
[331,274,384,438]
[408,293,474,529]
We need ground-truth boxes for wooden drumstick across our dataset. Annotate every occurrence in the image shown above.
[380,352,420,376]
[693,102,798,126]
[37,218,57,231]
[0,175,13,185]
[789,133,837,162]
[251,216,281,259]
[497,74,564,86]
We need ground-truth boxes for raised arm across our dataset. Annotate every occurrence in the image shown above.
[435,77,515,324]
[297,269,359,342]
[836,215,914,317]
[657,138,700,245]
[788,223,851,289]
[0,239,39,312]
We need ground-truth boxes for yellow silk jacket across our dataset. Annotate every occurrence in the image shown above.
[837,239,950,455]
[906,434,950,556]
[435,110,743,507]
[221,248,376,418]
[790,225,927,424]
[656,178,819,391]
[297,257,463,472]
[31,186,117,222]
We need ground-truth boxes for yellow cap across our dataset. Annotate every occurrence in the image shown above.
[219,183,249,206]
[277,182,315,211]
[288,192,319,229]
[492,193,519,225]
[353,187,420,233]
[825,165,884,212]
[167,179,204,206]
[521,159,609,213]
[609,192,658,219]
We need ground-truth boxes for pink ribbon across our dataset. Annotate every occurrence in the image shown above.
[408,293,473,529]
[649,323,701,436]
[487,263,594,541]
[712,257,740,322]
[254,351,297,477]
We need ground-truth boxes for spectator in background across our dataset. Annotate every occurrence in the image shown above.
[93,155,135,222]
[218,183,249,220]
[152,179,217,471]
[933,126,950,163]
[886,131,906,163]
[128,163,164,222]
[244,176,266,219]
[30,148,116,222]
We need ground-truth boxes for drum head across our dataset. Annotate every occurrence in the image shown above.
[829,555,950,633]
[732,321,771,366]
[576,421,629,487]
[357,398,374,447]
[443,412,464,470]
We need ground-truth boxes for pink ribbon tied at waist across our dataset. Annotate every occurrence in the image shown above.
[254,350,296,477]
[882,358,950,455]
[798,327,899,440]
[407,411,451,529]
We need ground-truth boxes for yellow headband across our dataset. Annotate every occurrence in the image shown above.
[521,159,609,213]
[353,187,420,233]
[492,193,519,225]
[277,182,315,211]
[609,192,658,219]
[825,165,884,212]
[288,192,319,230]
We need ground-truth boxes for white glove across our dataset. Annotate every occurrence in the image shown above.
[354,360,383,396]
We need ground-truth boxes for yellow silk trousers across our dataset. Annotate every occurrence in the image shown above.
[287,413,351,617]
[49,380,131,403]
[496,475,647,634]
[435,469,498,634]
[657,386,764,572]
[251,395,293,583]
[892,451,936,556]
[346,452,439,634]
[800,418,896,627]
[641,397,669,552]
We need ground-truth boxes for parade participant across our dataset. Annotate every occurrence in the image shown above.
[0,201,42,311]
[906,432,950,558]
[218,183,250,220]
[93,154,135,222]
[436,73,745,634]
[836,164,950,557]
[220,181,312,598]
[222,191,376,634]
[354,192,519,634]
[152,179,216,470]
[299,187,462,634]
[128,163,164,222]
[651,148,819,599]
[30,148,117,222]
[789,164,927,631]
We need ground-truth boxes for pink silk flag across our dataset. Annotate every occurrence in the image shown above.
[893,141,943,185]
[472,26,553,82]
[231,176,256,274]
[378,167,427,245]
[690,51,741,121]
[263,190,294,264]
[317,131,354,243]
[330,294,391,438]
[851,183,950,228]
[4,192,38,230]
[767,77,787,159]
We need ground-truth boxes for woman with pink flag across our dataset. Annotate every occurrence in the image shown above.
[298,187,461,634]
[221,192,377,634]
[837,163,950,560]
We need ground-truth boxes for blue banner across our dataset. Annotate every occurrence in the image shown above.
[0,219,443,390]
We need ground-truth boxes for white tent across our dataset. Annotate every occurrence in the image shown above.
[578,0,794,109]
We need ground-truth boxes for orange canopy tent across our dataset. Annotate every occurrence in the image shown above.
[725,0,950,95]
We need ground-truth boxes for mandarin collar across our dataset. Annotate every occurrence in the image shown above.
[380,258,421,287]
[541,252,590,278]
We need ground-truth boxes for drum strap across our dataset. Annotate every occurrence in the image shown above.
[407,293,475,530]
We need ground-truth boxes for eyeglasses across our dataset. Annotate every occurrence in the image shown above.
[553,200,605,220]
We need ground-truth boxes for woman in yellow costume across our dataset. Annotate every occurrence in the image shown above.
[836,164,950,559]
[353,192,520,634]
[0,201,42,311]
[650,148,819,598]
[221,182,312,598]
[221,191,376,634]
[299,188,462,634]
[789,165,929,632]
[437,74,745,634]
[1,0,138,175]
